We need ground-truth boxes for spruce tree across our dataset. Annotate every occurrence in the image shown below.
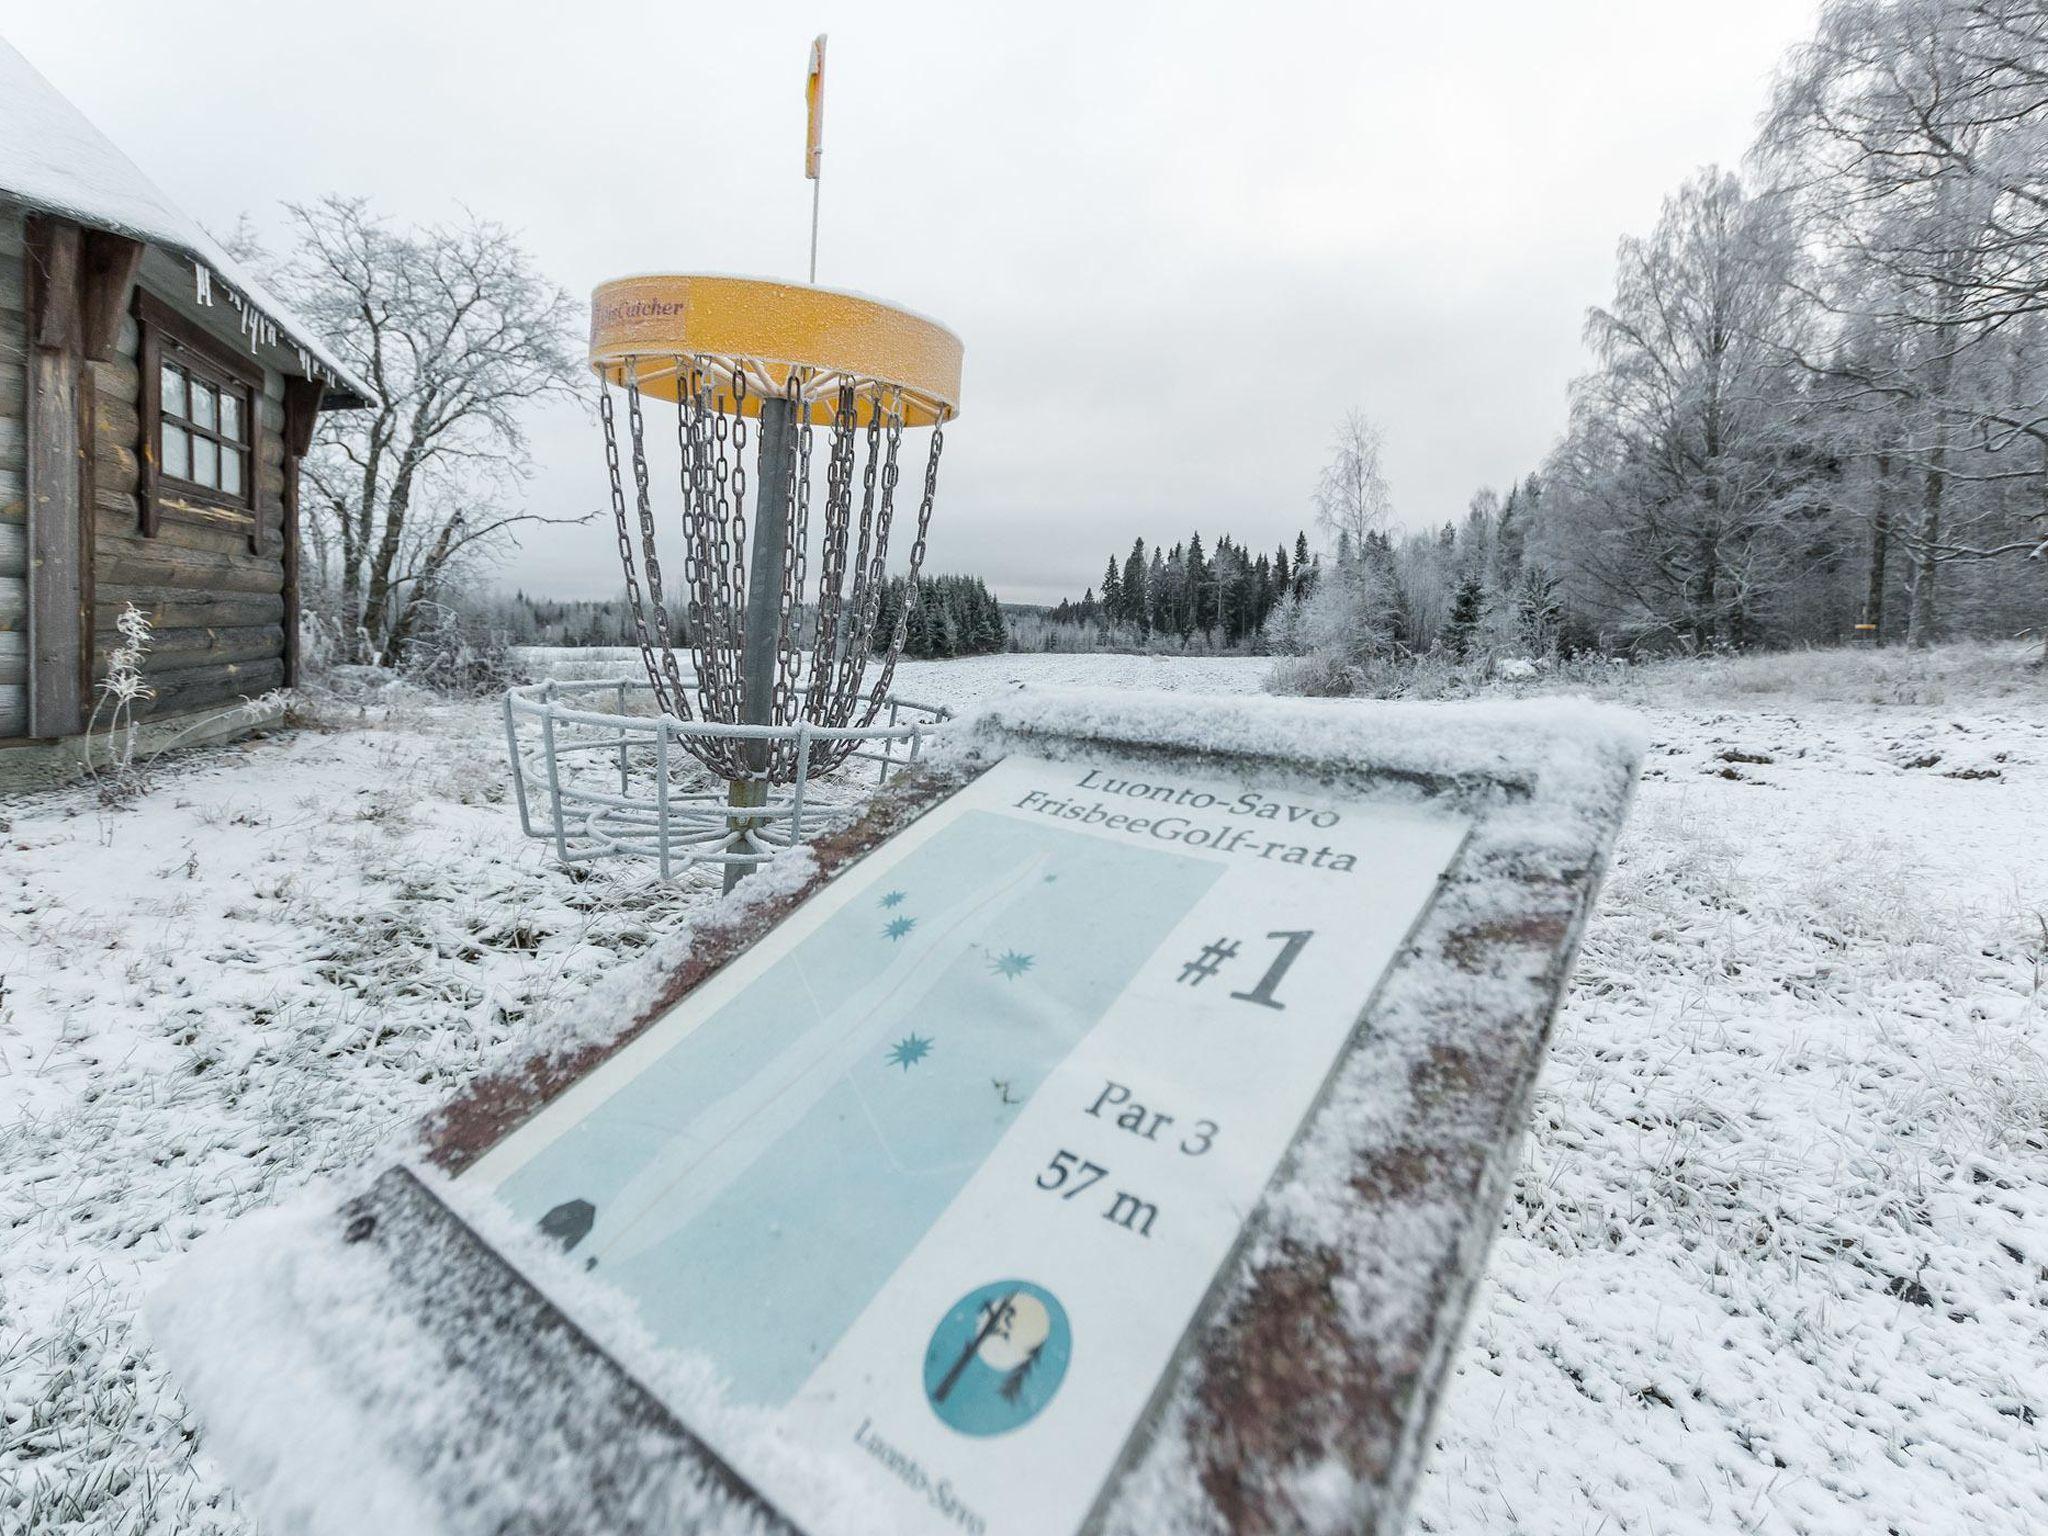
[1444,575,1485,659]
[903,582,929,657]
[923,586,954,658]
[872,578,901,654]
[1122,540,1148,635]
[1184,533,1207,639]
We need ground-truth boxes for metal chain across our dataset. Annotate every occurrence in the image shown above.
[833,388,888,715]
[598,380,677,718]
[803,383,859,731]
[686,364,731,729]
[626,376,694,720]
[856,411,941,735]
[673,362,713,720]
[704,379,744,733]
[771,368,813,772]
[721,370,752,739]
[599,353,948,782]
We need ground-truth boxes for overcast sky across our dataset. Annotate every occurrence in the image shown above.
[8,1,1821,603]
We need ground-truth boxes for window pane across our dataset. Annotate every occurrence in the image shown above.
[192,436,218,487]
[221,392,244,443]
[221,447,243,496]
[161,364,187,421]
[162,423,190,479]
[191,382,218,432]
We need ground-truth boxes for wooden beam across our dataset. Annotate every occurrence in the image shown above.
[24,217,90,738]
[282,376,323,689]
[136,287,160,535]
[79,230,144,364]
[94,622,282,672]
[93,584,284,631]
[133,655,286,719]
[30,219,80,348]
[283,375,322,460]
[78,365,97,715]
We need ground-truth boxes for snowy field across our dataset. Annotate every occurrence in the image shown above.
[1,644,2042,1534]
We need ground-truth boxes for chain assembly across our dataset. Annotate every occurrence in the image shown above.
[604,360,952,782]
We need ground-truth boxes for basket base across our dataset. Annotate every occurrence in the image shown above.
[502,678,948,880]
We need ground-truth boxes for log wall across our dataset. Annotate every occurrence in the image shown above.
[90,260,291,723]
[0,213,25,736]
[2,223,312,749]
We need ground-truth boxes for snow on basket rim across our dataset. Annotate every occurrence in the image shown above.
[0,39,375,404]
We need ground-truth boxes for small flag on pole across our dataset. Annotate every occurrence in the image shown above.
[805,35,827,179]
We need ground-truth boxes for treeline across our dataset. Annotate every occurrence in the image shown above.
[450,576,1005,660]
[1296,473,1582,669]
[1037,533,1320,652]
[483,592,653,648]
[1295,0,2047,671]
[1531,0,2046,654]
[873,574,1007,659]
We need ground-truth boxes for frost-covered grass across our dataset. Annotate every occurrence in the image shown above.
[1415,644,2048,1536]
[1,646,2042,1534]
[1542,638,2047,710]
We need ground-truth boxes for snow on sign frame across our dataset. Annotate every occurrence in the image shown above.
[198,691,1641,1536]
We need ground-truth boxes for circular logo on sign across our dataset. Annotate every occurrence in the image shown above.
[922,1280,1071,1435]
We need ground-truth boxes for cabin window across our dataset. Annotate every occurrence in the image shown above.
[136,290,264,550]
[159,359,252,501]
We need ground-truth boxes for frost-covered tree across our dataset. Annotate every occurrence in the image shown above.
[1300,413,1405,656]
[262,197,585,664]
[1442,575,1485,659]
[1546,168,1824,650]
[1121,539,1149,635]
[1758,0,2048,643]
[1313,410,1395,551]
[1099,556,1124,628]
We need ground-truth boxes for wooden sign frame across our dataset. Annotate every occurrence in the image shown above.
[335,702,1639,1536]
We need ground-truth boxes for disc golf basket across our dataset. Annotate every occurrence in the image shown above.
[505,276,964,886]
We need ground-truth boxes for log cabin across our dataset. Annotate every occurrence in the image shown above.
[0,40,372,790]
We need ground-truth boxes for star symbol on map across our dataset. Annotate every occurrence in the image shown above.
[990,950,1035,980]
[880,890,907,908]
[886,1033,934,1070]
[884,916,917,941]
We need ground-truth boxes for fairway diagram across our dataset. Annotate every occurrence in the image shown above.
[475,791,1225,1405]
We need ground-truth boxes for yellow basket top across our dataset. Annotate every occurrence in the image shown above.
[589,274,962,427]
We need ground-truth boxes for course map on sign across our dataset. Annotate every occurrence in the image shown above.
[466,750,1470,1536]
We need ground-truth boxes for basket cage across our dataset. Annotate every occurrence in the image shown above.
[504,677,949,880]
[598,353,950,787]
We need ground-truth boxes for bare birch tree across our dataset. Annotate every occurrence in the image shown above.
[1546,169,1824,650]
[1758,0,2048,643]
[266,197,587,664]
[1313,410,1396,551]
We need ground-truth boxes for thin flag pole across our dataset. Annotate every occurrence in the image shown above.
[806,34,826,284]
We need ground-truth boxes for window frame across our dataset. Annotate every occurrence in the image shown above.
[136,289,264,551]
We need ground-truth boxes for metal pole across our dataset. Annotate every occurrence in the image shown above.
[504,692,534,839]
[726,395,797,892]
[615,680,629,796]
[655,722,673,882]
[809,171,821,286]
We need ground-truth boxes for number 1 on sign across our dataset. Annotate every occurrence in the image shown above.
[1230,930,1314,1010]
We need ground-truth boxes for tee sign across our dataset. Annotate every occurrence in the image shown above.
[463,751,1468,1536]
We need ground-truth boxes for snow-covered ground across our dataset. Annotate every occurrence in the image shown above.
[1,644,2042,1534]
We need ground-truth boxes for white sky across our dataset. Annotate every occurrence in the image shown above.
[5,1,1821,604]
